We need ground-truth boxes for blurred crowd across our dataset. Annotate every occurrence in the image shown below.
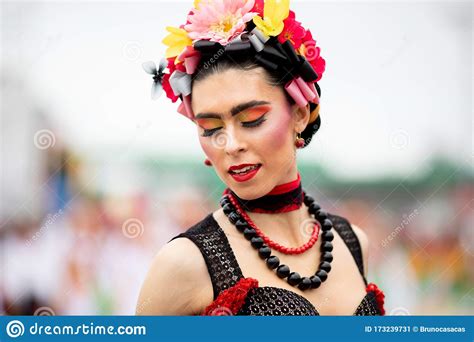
[0,147,472,316]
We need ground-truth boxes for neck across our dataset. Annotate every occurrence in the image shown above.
[247,203,311,247]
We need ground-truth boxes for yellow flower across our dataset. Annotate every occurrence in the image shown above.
[194,0,201,9]
[162,26,192,59]
[253,0,290,36]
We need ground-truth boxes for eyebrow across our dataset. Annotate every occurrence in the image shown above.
[194,100,271,119]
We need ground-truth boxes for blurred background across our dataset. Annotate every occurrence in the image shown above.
[1,0,472,315]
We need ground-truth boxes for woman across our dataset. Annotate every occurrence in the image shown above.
[137,0,385,316]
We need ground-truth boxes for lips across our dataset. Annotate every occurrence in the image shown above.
[228,163,261,174]
[228,163,262,182]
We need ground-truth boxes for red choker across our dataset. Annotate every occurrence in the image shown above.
[223,173,303,213]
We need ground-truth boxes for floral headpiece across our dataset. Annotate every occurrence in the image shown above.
[143,0,325,126]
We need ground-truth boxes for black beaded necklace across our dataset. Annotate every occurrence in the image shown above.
[219,192,334,291]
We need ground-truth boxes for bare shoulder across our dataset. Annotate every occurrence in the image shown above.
[136,236,213,315]
[350,223,369,278]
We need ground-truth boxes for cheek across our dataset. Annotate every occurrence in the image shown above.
[199,135,219,160]
[258,111,293,152]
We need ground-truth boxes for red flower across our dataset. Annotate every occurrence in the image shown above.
[366,283,386,315]
[167,57,185,75]
[163,57,185,103]
[277,10,306,49]
[251,0,264,17]
[161,73,179,103]
[300,29,325,82]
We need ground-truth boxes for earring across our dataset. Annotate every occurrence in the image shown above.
[295,132,305,148]
[204,158,212,166]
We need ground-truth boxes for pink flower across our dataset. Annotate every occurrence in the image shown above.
[184,0,257,45]
[277,10,306,49]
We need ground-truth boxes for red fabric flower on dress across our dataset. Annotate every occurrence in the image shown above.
[202,277,259,315]
[366,282,386,315]
[277,10,306,49]
[299,29,326,82]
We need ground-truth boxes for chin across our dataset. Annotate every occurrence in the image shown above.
[226,176,274,201]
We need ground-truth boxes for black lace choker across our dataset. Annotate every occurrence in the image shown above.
[222,173,303,213]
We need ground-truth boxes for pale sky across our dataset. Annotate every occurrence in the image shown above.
[2,0,472,179]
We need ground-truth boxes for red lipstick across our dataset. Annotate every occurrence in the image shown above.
[228,163,262,183]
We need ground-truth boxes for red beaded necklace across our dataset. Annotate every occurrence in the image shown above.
[223,173,321,255]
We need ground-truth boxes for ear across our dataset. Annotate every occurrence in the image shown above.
[292,103,311,134]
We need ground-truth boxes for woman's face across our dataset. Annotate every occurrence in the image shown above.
[192,67,306,200]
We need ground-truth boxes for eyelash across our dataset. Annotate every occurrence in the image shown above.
[201,115,267,137]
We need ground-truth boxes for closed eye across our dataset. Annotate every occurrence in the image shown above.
[201,127,222,137]
[200,114,267,137]
[241,114,267,128]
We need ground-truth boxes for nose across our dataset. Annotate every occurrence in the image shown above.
[222,127,246,156]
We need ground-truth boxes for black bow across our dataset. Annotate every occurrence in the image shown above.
[193,35,318,85]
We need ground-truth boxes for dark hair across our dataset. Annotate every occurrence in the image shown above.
[191,52,321,148]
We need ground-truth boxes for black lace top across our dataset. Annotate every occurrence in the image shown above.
[169,212,382,316]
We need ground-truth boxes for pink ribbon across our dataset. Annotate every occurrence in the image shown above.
[178,46,201,75]
[177,94,194,120]
[284,76,319,107]
[173,46,200,120]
